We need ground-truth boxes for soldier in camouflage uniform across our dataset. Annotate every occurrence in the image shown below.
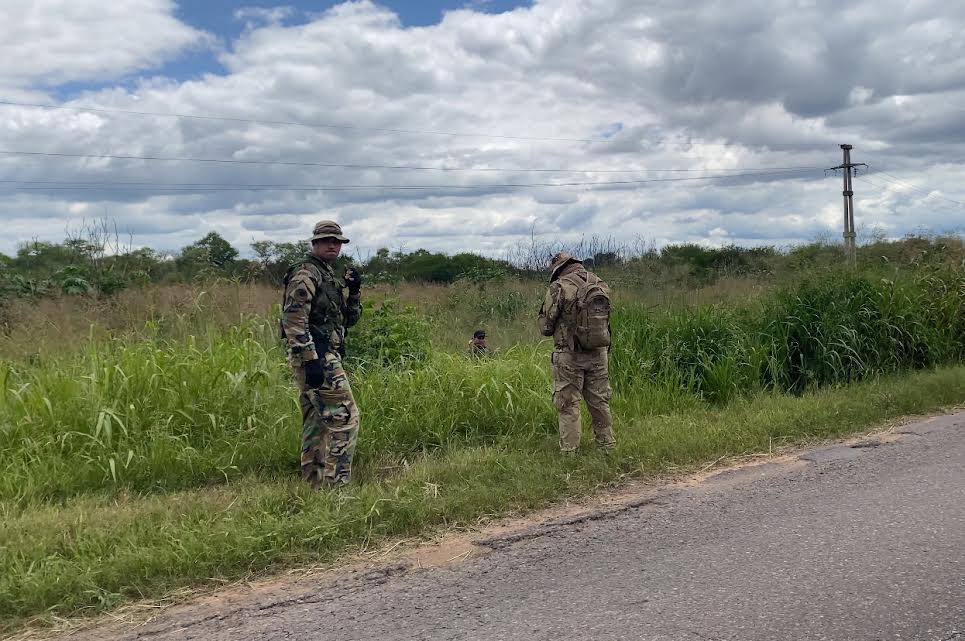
[281,220,362,488]
[538,252,616,454]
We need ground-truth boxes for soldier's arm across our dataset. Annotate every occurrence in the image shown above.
[537,283,563,337]
[281,268,319,363]
[343,288,362,328]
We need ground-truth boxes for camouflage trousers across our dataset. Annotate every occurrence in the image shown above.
[551,348,615,452]
[292,351,360,488]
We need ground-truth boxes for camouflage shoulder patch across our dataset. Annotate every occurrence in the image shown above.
[287,268,319,302]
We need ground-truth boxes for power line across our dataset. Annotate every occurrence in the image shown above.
[855,171,965,207]
[864,166,965,207]
[0,100,602,143]
[0,148,824,174]
[0,168,819,193]
[854,173,912,192]
[852,174,893,190]
[0,99,838,148]
[852,174,913,199]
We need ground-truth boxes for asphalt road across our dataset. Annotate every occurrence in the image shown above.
[85,412,964,641]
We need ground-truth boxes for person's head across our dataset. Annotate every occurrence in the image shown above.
[471,329,487,346]
[548,251,581,281]
[310,220,349,263]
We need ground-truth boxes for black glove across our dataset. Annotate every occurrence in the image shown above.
[344,267,362,293]
[304,358,325,388]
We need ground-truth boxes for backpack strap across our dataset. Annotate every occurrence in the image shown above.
[557,271,587,351]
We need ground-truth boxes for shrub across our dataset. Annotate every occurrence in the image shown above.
[348,299,432,367]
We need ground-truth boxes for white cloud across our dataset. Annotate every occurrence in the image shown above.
[0,0,210,88]
[0,0,963,258]
[234,6,296,27]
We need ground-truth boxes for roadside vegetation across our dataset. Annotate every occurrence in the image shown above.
[0,232,963,632]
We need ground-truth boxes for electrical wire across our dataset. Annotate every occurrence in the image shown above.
[854,174,965,217]
[0,168,820,193]
[853,173,904,194]
[863,166,965,207]
[0,99,838,148]
[0,148,825,174]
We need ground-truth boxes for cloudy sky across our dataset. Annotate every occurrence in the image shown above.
[0,0,963,259]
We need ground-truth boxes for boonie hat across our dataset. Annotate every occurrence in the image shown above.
[311,220,349,243]
[549,251,581,279]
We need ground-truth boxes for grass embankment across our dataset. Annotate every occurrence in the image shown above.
[1,268,964,630]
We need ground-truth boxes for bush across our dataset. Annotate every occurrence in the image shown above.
[363,248,515,284]
[660,243,775,279]
[347,299,432,367]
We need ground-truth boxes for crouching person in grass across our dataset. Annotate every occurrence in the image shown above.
[281,220,363,489]
[468,329,489,356]
[538,251,616,455]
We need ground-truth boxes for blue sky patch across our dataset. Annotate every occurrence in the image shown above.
[54,1,531,99]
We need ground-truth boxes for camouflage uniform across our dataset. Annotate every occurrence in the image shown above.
[282,222,362,488]
[538,253,615,453]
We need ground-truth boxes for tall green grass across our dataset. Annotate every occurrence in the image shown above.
[760,268,964,391]
[0,335,559,505]
[2,269,963,506]
[1,267,964,629]
[3,366,965,629]
[610,268,965,400]
[609,304,756,403]
[0,318,291,503]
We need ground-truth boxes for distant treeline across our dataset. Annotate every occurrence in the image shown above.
[0,224,962,300]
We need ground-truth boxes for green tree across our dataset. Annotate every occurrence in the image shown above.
[13,241,77,275]
[250,240,309,284]
[185,232,239,267]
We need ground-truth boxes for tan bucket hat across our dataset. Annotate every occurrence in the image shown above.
[311,220,349,243]
[549,251,581,280]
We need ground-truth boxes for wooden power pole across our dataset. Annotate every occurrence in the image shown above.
[828,144,866,266]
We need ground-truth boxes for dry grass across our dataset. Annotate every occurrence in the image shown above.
[0,283,278,360]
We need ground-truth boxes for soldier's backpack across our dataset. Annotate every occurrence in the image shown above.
[562,271,611,350]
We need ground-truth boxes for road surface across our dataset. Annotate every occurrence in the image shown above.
[76,412,964,641]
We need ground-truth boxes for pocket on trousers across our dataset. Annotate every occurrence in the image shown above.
[322,402,352,426]
[307,388,351,422]
[552,374,578,410]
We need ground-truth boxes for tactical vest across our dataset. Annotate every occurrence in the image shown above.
[281,256,347,356]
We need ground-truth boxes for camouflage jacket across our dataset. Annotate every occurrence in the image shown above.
[281,255,361,364]
[538,262,598,351]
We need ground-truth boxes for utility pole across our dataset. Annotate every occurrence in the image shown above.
[828,144,866,266]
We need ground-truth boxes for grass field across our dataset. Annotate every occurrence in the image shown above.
[1,262,963,632]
